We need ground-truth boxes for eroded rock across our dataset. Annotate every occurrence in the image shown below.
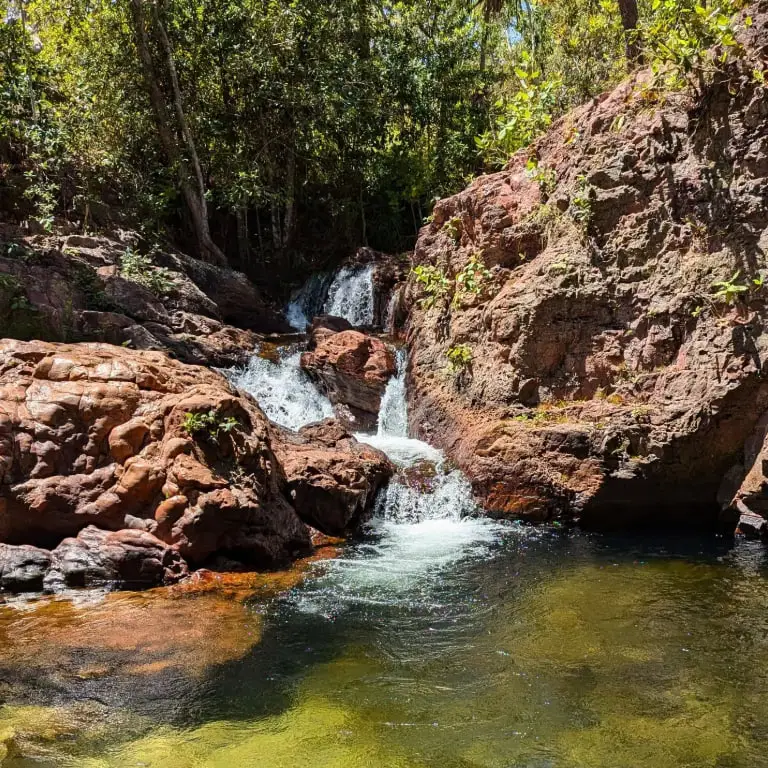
[301,328,396,430]
[404,9,768,530]
[273,419,394,535]
[0,340,394,592]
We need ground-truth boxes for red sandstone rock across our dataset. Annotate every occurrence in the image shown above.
[272,419,394,536]
[0,340,395,591]
[45,526,189,590]
[300,328,396,430]
[0,340,310,575]
[404,8,768,530]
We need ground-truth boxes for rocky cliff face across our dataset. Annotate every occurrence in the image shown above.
[405,3,768,531]
[0,340,392,591]
[0,229,289,368]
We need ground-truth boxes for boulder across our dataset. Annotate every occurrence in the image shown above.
[272,419,394,535]
[44,526,188,590]
[404,9,768,530]
[0,340,312,579]
[0,340,395,591]
[0,543,51,592]
[300,329,396,430]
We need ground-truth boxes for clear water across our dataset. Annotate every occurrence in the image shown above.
[6,289,768,766]
[1,532,768,767]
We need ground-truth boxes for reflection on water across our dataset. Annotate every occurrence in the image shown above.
[0,531,767,767]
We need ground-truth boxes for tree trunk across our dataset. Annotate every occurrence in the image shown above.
[127,0,226,266]
[617,0,643,66]
[236,200,249,264]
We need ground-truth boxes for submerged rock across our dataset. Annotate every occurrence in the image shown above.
[404,8,768,530]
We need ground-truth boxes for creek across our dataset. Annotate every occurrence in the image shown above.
[0,266,767,767]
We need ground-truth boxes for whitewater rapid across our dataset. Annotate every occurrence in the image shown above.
[233,266,508,616]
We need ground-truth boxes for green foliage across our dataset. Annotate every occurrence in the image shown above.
[71,262,112,311]
[641,0,748,86]
[570,175,593,229]
[446,343,472,372]
[182,410,241,443]
[1,241,36,263]
[476,53,561,168]
[454,253,492,305]
[120,249,174,295]
[443,217,463,244]
[0,0,755,285]
[412,264,451,309]
[711,270,748,304]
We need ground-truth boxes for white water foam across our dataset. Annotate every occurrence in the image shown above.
[293,349,507,616]
[323,264,374,327]
[228,349,332,431]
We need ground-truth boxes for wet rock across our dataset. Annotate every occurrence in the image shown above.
[300,329,396,430]
[736,511,768,540]
[405,11,768,528]
[272,419,394,536]
[44,526,188,590]
[348,247,409,329]
[0,543,51,592]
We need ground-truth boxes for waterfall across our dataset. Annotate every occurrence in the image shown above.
[228,348,332,431]
[377,348,407,438]
[285,272,334,332]
[322,264,374,327]
[356,349,483,524]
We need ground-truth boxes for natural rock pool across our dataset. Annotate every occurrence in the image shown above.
[1,526,767,767]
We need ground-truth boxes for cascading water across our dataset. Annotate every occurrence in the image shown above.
[230,279,506,616]
[293,349,506,616]
[285,272,334,332]
[322,264,374,327]
[228,348,333,431]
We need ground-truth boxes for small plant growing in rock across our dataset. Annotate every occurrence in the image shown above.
[2,242,35,262]
[412,264,451,309]
[446,343,472,372]
[711,271,748,305]
[120,248,174,295]
[443,216,462,244]
[454,253,492,306]
[525,159,557,199]
[182,410,241,443]
[570,175,593,230]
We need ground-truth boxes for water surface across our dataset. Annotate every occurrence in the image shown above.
[1,528,767,768]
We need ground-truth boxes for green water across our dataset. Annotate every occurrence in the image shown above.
[1,525,767,768]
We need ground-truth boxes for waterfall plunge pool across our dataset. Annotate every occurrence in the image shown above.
[4,312,767,765]
[0,530,767,767]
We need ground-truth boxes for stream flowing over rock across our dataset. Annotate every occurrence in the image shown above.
[404,6,768,532]
[0,339,392,591]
